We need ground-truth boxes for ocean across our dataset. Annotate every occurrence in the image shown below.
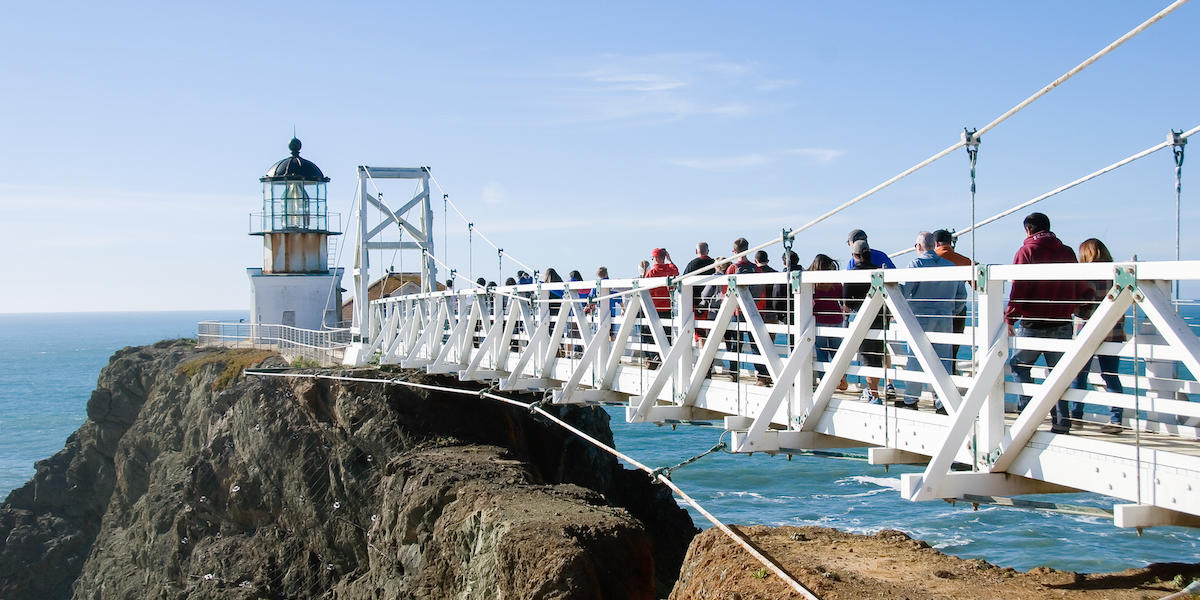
[1,311,1196,573]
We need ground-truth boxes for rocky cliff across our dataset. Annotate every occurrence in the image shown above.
[0,341,696,599]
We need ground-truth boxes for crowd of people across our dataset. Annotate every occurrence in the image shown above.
[482,211,1124,435]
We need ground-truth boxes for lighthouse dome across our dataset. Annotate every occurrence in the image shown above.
[260,138,330,182]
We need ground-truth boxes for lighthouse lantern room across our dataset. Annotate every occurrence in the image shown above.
[247,138,344,330]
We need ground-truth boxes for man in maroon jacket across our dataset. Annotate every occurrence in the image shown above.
[1005,212,1084,433]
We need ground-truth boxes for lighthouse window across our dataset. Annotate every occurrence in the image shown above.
[283,182,310,228]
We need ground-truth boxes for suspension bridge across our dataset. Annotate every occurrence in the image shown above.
[200,0,1200,537]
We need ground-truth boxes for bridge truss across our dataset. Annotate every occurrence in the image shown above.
[359,261,1200,529]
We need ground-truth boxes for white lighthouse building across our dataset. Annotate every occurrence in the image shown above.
[247,138,344,330]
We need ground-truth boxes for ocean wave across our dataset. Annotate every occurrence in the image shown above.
[805,487,892,500]
[836,475,901,490]
[707,490,790,504]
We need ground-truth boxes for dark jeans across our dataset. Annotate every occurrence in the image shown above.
[1009,322,1072,430]
[1072,354,1124,424]
[643,310,673,365]
[724,316,772,378]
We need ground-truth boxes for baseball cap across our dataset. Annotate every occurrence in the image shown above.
[847,229,868,244]
[851,240,870,255]
[651,248,667,259]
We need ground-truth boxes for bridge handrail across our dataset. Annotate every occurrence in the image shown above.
[372,260,1200,306]
[197,321,352,351]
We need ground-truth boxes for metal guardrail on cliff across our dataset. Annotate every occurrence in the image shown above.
[197,321,350,365]
[360,260,1200,530]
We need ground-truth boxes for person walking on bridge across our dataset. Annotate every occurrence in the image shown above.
[749,250,784,385]
[846,229,898,397]
[724,238,760,381]
[1072,238,1126,435]
[810,254,848,391]
[844,240,887,403]
[684,242,717,343]
[898,231,966,411]
[933,229,972,374]
[1005,212,1085,434]
[643,248,678,368]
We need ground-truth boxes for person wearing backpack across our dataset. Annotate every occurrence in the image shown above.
[723,238,770,383]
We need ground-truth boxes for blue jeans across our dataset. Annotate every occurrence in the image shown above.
[1072,354,1124,424]
[1009,322,1073,430]
[815,335,839,365]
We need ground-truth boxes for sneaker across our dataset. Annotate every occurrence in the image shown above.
[1099,424,1123,435]
[885,382,897,399]
[861,388,881,404]
[1050,425,1071,435]
[934,405,948,416]
[893,399,917,410]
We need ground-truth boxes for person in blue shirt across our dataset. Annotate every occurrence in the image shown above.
[845,229,897,270]
[898,231,967,411]
[845,229,898,398]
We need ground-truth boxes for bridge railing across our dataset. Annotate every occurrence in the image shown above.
[366,260,1200,528]
[197,321,351,365]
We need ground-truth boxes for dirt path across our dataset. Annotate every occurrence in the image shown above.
[670,526,1200,599]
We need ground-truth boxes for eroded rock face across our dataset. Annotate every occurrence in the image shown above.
[0,342,696,600]
[669,526,1200,600]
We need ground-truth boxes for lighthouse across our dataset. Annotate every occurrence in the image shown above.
[246,138,344,330]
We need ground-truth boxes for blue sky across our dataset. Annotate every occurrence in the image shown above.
[1,2,1196,312]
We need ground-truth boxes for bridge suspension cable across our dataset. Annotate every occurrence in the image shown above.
[670,0,1191,283]
[244,370,821,599]
[424,170,538,276]
[421,249,535,307]
[888,124,1200,259]
[1174,130,1188,302]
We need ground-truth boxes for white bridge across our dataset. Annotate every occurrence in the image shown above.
[360,261,1200,530]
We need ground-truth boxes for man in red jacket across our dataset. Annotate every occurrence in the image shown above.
[1005,212,1084,433]
[643,248,679,368]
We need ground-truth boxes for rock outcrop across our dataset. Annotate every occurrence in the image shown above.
[669,526,1200,600]
[0,341,696,599]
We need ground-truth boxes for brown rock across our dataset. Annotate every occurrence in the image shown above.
[1,343,696,599]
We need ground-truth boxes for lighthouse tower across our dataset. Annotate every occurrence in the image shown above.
[247,138,344,330]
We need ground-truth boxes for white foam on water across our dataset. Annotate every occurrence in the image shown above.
[708,490,782,502]
[837,475,901,490]
[931,535,972,550]
[905,527,974,550]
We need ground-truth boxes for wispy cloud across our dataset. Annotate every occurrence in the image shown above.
[668,147,846,172]
[481,181,507,205]
[542,53,794,125]
[576,69,687,93]
[784,147,846,164]
[667,154,772,170]
[757,79,800,92]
